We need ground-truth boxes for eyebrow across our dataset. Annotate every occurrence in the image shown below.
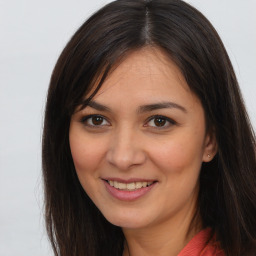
[85,100,111,112]
[138,102,187,113]
[84,100,187,113]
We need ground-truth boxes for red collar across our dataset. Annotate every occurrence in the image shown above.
[178,228,225,256]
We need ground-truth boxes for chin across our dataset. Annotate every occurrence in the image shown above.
[102,209,152,230]
[108,218,147,229]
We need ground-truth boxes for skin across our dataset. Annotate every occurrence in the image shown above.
[69,47,217,256]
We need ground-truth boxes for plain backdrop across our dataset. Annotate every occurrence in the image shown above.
[0,0,255,255]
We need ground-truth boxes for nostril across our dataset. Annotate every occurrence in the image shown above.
[106,145,146,170]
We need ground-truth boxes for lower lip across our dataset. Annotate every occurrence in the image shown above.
[103,180,157,201]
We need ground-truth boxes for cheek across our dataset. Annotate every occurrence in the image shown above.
[150,132,205,174]
[69,132,104,175]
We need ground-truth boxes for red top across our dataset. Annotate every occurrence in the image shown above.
[178,228,225,256]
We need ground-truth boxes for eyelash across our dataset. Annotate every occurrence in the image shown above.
[145,115,177,129]
[80,114,110,128]
[80,114,177,129]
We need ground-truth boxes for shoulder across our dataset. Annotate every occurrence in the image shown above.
[178,228,225,256]
[200,242,225,256]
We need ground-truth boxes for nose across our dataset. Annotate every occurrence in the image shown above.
[106,127,146,171]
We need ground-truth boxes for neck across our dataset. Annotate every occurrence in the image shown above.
[122,204,201,256]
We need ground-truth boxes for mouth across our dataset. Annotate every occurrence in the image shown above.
[102,178,157,201]
[106,180,155,191]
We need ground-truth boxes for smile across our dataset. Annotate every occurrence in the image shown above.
[107,180,154,191]
[103,179,157,201]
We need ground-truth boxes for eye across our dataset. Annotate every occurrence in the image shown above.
[81,115,110,127]
[146,115,176,128]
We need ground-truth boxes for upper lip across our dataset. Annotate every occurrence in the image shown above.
[102,177,157,183]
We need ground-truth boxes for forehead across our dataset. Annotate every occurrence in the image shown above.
[88,47,194,105]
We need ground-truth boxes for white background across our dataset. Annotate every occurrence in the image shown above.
[0,0,255,255]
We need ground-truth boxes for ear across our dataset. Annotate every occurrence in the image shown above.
[202,132,218,162]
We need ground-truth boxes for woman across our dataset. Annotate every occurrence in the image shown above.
[42,0,256,255]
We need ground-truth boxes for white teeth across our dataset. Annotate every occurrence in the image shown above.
[108,180,154,190]
[118,182,126,190]
[114,181,118,188]
[135,182,142,189]
[127,182,135,190]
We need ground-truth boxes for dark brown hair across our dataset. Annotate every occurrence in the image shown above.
[42,0,256,255]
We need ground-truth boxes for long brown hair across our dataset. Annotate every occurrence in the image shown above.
[42,0,256,255]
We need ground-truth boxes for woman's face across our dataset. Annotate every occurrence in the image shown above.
[69,48,216,230]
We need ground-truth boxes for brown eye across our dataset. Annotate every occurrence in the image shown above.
[146,115,176,129]
[82,115,110,127]
[91,116,104,125]
[154,117,166,127]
